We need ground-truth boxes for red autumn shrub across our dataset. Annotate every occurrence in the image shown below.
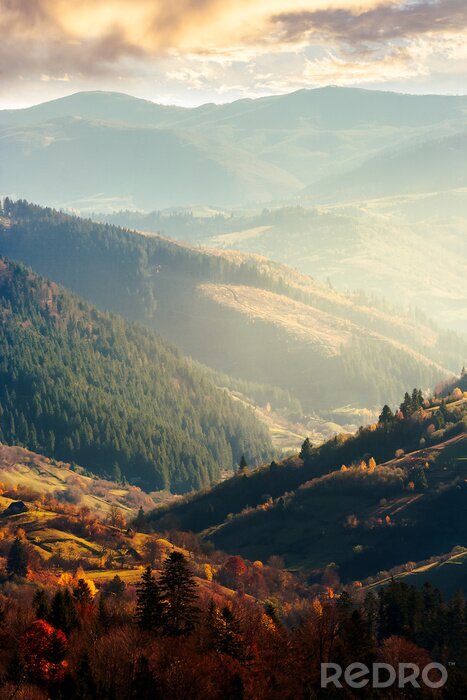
[20,619,68,683]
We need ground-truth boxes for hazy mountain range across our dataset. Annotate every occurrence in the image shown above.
[1,86,466,335]
[1,87,467,211]
[106,192,467,333]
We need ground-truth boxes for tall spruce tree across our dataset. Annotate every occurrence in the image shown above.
[219,606,246,660]
[238,455,248,472]
[33,588,51,620]
[135,566,164,632]
[49,589,79,634]
[160,552,199,636]
[378,404,394,425]
[74,579,93,605]
[7,537,29,578]
[134,506,146,531]
[299,437,313,461]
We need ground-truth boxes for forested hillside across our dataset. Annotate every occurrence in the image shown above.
[0,200,462,415]
[0,257,272,492]
[150,385,467,580]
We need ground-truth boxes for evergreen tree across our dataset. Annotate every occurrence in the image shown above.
[378,404,394,424]
[7,537,29,577]
[207,599,225,652]
[207,601,245,659]
[33,588,50,620]
[363,591,379,641]
[411,387,424,412]
[49,589,79,634]
[339,610,376,666]
[135,566,164,632]
[135,506,146,531]
[74,578,93,605]
[48,627,68,665]
[238,455,248,472]
[112,461,122,483]
[299,437,313,461]
[104,574,126,599]
[219,606,246,660]
[71,652,98,700]
[400,392,412,417]
[160,552,199,636]
[131,655,163,700]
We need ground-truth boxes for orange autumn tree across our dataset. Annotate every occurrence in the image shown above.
[218,556,248,589]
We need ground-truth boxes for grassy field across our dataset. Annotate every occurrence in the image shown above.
[0,444,172,519]
[368,548,467,598]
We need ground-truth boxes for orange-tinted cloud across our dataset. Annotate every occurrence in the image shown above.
[0,0,466,104]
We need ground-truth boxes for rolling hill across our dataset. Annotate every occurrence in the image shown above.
[0,255,272,492]
[303,131,467,203]
[208,431,467,581]
[0,116,300,210]
[0,442,308,610]
[149,388,467,582]
[367,547,467,599]
[0,444,169,519]
[0,200,463,418]
[107,192,467,333]
[1,87,467,211]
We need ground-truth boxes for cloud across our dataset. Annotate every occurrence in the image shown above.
[0,0,466,106]
[302,46,429,86]
[0,0,387,80]
[273,0,467,47]
[0,1,147,82]
[269,1,467,92]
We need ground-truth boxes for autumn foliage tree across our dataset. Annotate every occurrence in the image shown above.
[20,620,68,683]
[218,556,248,590]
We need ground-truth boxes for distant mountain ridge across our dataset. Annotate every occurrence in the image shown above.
[2,87,466,129]
[1,86,466,210]
[106,190,467,333]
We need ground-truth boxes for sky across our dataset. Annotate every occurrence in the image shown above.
[1,0,466,109]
